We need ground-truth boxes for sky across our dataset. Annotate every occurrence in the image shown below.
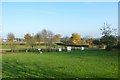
[2,2,118,39]
[2,0,119,2]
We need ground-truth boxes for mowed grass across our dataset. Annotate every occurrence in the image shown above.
[2,50,118,78]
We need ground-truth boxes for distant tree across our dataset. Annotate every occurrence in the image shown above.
[47,30,54,48]
[100,23,117,50]
[7,33,15,52]
[61,36,70,45]
[86,38,94,48]
[24,33,35,49]
[117,40,120,49]
[7,33,15,42]
[100,35,117,46]
[41,29,48,48]
[93,39,101,45]
[70,33,81,45]
[112,28,117,38]
[24,33,32,43]
[41,29,54,48]
[53,34,61,42]
[31,36,36,49]
[35,32,43,45]
[80,39,87,45]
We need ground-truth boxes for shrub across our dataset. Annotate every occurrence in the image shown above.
[19,43,25,45]
[113,45,120,49]
[105,45,113,51]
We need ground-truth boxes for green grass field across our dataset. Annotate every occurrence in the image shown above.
[2,50,118,78]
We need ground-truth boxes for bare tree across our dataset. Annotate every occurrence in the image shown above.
[41,29,48,48]
[47,30,54,48]
[100,23,117,50]
[35,32,43,45]
[41,29,54,48]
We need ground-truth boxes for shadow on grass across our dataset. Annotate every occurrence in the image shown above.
[2,61,75,78]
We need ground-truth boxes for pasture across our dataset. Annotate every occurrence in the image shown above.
[2,50,118,78]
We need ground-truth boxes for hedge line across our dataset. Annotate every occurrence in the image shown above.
[4,48,83,53]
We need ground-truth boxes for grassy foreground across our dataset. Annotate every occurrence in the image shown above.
[2,50,118,78]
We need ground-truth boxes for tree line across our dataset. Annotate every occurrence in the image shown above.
[6,23,119,51]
